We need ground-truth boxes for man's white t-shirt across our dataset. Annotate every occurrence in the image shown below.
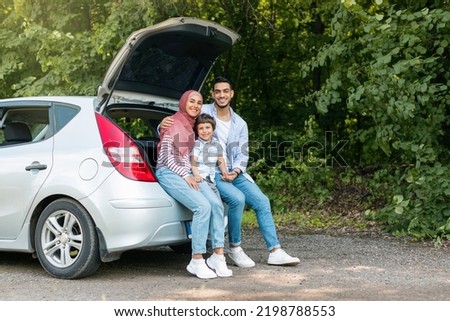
[215,117,231,168]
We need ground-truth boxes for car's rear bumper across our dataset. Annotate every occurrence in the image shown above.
[80,171,192,254]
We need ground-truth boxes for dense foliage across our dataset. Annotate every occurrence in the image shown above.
[1,0,449,242]
[299,0,450,242]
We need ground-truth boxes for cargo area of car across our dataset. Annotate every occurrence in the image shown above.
[134,137,160,168]
[104,104,175,168]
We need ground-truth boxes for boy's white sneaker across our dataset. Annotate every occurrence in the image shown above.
[206,253,233,277]
[187,259,217,279]
[227,247,256,268]
[267,249,300,266]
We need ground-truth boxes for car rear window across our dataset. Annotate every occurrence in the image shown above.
[54,103,80,132]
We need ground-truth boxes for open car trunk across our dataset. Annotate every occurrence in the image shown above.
[97,17,240,111]
[97,17,240,169]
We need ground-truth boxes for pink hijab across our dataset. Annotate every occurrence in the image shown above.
[159,90,202,156]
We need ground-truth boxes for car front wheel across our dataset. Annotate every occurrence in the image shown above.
[34,198,101,279]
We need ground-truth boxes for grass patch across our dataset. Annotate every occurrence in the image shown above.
[241,208,379,236]
[240,170,385,236]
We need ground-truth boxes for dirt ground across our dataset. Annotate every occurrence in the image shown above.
[1,229,449,301]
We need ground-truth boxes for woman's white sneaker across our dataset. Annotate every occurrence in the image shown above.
[187,259,217,279]
[267,249,300,266]
[206,253,233,277]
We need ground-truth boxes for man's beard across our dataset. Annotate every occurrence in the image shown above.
[215,102,229,109]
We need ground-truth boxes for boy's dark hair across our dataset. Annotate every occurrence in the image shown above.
[213,76,233,89]
[194,113,216,133]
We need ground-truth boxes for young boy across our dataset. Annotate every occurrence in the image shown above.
[191,113,231,190]
[190,113,233,275]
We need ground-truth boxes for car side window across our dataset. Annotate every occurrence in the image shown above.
[0,107,49,146]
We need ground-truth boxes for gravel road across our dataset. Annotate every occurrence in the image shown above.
[1,229,449,301]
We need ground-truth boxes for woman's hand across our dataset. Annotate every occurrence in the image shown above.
[184,175,200,190]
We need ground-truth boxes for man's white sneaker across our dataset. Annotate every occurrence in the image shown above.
[206,253,233,277]
[186,259,217,279]
[267,249,300,266]
[227,247,256,268]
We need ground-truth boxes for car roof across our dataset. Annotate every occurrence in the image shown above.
[0,96,97,106]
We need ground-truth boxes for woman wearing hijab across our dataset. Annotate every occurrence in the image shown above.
[155,90,232,279]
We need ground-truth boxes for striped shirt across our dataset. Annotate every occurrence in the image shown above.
[156,134,191,178]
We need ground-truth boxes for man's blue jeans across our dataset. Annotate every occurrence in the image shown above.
[156,167,225,254]
[215,173,281,251]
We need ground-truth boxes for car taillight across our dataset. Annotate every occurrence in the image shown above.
[95,113,157,182]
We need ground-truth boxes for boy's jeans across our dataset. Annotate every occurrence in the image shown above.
[156,167,225,254]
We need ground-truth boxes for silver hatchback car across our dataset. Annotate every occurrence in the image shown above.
[0,17,239,279]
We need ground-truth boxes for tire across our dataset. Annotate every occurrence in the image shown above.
[34,198,101,279]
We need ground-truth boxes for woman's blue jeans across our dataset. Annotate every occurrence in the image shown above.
[214,173,281,251]
[156,167,225,254]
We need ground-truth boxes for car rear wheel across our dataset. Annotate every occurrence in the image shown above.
[34,198,101,279]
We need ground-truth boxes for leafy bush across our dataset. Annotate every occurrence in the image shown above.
[367,163,450,243]
[248,115,336,207]
[299,2,450,241]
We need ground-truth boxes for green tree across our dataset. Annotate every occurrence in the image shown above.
[301,0,450,240]
[0,0,159,97]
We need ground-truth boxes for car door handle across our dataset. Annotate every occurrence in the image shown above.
[25,163,48,171]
